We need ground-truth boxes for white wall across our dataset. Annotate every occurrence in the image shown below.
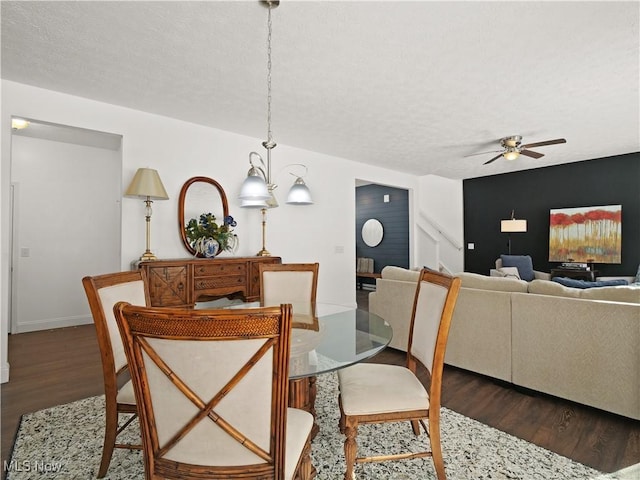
[2,80,467,383]
[11,135,121,332]
[416,175,465,274]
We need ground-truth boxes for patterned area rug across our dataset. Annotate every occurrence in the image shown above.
[6,373,620,479]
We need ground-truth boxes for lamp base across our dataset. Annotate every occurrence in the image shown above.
[139,251,158,261]
[256,248,271,257]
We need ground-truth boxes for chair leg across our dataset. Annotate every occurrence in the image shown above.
[429,414,446,480]
[296,440,314,480]
[343,416,358,480]
[410,419,421,435]
[98,404,118,478]
[338,395,346,434]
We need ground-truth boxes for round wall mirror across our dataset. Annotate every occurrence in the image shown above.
[178,176,229,257]
[362,218,384,247]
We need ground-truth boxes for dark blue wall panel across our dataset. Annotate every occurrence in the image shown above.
[356,184,409,285]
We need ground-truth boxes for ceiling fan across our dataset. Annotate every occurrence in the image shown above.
[466,135,567,165]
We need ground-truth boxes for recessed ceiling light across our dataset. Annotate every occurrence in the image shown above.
[12,118,30,130]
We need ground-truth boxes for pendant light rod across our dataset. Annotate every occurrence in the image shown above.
[262,0,278,186]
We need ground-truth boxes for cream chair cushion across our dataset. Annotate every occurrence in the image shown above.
[285,408,314,480]
[97,280,147,372]
[262,271,314,312]
[338,363,428,415]
[115,379,136,404]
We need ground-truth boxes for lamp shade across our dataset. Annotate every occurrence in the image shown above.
[501,219,527,233]
[286,177,313,205]
[240,198,269,209]
[239,173,270,201]
[125,168,169,199]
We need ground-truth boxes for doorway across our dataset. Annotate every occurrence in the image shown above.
[10,118,122,333]
[355,182,410,287]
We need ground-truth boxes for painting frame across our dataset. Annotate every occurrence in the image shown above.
[549,204,622,264]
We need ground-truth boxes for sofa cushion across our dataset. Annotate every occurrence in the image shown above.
[580,285,640,304]
[500,255,535,281]
[456,272,529,293]
[528,279,582,298]
[380,266,420,283]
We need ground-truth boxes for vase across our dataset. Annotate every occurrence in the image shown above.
[194,237,219,258]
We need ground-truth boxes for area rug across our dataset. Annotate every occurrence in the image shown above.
[6,373,619,479]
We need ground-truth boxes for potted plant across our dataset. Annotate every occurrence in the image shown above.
[184,213,238,257]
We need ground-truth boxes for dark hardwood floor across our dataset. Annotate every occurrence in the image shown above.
[1,289,638,478]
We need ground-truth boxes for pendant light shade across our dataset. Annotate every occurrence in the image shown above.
[286,177,313,205]
[239,171,270,201]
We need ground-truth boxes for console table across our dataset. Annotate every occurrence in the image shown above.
[137,257,281,307]
[550,268,598,282]
[356,272,381,289]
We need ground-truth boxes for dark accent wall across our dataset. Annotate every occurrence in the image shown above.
[356,184,409,285]
[463,152,640,277]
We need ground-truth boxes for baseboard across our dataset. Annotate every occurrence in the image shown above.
[2,361,10,383]
[13,315,92,334]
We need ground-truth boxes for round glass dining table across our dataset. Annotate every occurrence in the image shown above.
[197,300,393,438]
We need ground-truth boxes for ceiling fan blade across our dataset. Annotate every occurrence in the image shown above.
[483,154,503,165]
[464,149,502,158]
[521,138,566,149]
[520,149,544,159]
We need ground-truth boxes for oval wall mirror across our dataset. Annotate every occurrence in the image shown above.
[362,218,384,247]
[178,176,229,257]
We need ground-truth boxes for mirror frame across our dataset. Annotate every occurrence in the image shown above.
[362,218,384,247]
[178,176,230,257]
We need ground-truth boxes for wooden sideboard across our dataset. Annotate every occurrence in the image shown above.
[136,257,282,307]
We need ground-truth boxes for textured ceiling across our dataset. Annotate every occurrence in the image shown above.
[2,1,638,179]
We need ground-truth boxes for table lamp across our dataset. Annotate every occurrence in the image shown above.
[125,168,169,261]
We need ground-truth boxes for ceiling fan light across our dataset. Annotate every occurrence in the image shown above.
[503,149,520,161]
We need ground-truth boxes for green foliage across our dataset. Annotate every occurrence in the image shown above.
[185,213,237,253]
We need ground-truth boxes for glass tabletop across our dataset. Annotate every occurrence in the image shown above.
[196,300,393,379]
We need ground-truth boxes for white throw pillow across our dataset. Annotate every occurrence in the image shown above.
[499,267,521,279]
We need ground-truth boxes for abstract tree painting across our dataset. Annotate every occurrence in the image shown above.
[549,205,622,263]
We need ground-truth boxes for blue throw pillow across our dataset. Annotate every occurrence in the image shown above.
[500,255,535,281]
[552,277,629,289]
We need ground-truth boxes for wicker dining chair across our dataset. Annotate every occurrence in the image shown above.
[82,270,150,477]
[337,269,461,480]
[113,302,314,480]
[259,263,319,322]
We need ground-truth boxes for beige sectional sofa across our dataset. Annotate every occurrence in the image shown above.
[369,266,640,420]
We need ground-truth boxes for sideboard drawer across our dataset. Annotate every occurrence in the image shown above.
[194,275,245,291]
[194,262,247,277]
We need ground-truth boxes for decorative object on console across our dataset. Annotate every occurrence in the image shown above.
[124,167,169,261]
[238,1,313,256]
[549,204,622,263]
[500,210,527,255]
[184,213,238,257]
